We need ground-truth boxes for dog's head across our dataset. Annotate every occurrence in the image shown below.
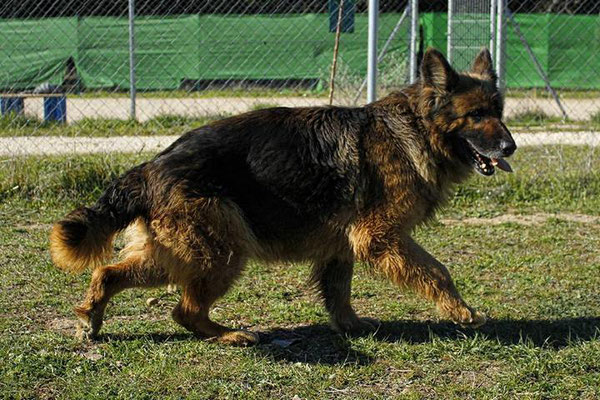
[419,48,516,176]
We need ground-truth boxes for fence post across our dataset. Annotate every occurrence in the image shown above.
[409,0,418,83]
[490,0,497,62]
[367,0,378,103]
[495,0,506,90]
[353,6,409,104]
[128,0,137,120]
[447,0,453,65]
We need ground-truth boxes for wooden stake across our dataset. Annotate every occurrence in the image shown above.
[328,0,345,105]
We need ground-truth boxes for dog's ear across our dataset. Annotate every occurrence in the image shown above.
[472,48,497,83]
[421,48,459,92]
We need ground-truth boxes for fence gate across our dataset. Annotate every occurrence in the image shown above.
[447,0,497,72]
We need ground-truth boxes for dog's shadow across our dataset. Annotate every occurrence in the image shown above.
[252,317,600,365]
[99,317,599,366]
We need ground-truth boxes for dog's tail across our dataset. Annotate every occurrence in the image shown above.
[50,164,149,273]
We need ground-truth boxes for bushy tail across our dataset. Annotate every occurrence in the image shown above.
[50,164,149,273]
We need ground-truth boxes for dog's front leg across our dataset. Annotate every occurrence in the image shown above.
[369,234,486,328]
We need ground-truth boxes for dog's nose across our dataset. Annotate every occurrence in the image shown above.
[500,140,517,156]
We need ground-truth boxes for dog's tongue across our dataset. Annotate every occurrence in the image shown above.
[491,158,513,172]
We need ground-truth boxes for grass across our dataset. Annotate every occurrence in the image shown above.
[250,103,282,111]
[502,109,600,131]
[14,87,600,100]
[4,110,600,138]
[3,86,600,136]
[1,146,599,398]
[72,88,326,99]
[505,88,600,100]
[2,146,598,215]
[0,113,226,137]
[504,109,565,127]
[590,111,600,125]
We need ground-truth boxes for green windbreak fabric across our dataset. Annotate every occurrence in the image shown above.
[75,16,199,89]
[0,18,77,88]
[0,13,406,90]
[420,12,600,89]
[190,14,406,81]
[547,14,600,89]
[1,13,599,90]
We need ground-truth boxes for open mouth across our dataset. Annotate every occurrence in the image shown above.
[465,141,512,176]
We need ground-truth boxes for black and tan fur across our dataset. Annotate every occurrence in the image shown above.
[50,48,516,345]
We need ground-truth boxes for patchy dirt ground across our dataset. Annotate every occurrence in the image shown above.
[1,131,598,156]
[440,213,600,226]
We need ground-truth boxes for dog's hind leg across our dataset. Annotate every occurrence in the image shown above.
[368,234,486,328]
[74,255,168,340]
[311,258,380,335]
[170,255,259,346]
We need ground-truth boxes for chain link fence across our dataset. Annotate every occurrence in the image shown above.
[0,0,599,155]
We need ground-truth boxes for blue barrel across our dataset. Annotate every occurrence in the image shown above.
[44,96,67,123]
[1,97,24,115]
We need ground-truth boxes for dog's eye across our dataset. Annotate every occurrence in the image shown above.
[468,110,485,123]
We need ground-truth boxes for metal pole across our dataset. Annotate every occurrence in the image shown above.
[367,0,378,103]
[353,7,408,104]
[128,0,136,120]
[506,9,568,120]
[490,0,497,62]
[447,0,453,65]
[495,0,505,90]
[409,0,418,83]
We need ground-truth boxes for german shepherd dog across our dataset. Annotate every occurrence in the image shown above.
[50,48,516,345]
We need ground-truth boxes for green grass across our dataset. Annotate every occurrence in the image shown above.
[503,109,600,131]
[504,109,565,127]
[73,88,326,99]
[504,88,600,99]
[0,114,226,137]
[0,153,151,206]
[2,146,598,215]
[1,146,599,399]
[589,111,600,125]
[2,111,600,138]
[16,87,600,100]
[4,88,600,136]
[249,103,282,111]
[450,146,600,216]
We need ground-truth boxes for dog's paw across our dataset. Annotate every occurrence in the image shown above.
[333,316,381,336]
[73,306,101,341]
[75,320,97,341]
[217,330,260,346]
[356,317,382,333]
[454,308,487,329]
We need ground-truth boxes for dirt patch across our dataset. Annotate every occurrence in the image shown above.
[47,317,75,334]
[440,212,600,226]
[2,131,599,156]
[48,313,169,334]
[14,223,52,231]
[108,313,170,322]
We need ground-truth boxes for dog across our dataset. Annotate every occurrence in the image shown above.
[50,48,516,345]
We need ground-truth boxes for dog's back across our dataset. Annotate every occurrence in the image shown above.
[148,106,368,241]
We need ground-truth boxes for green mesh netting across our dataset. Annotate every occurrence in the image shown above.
[1,13,598,90]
